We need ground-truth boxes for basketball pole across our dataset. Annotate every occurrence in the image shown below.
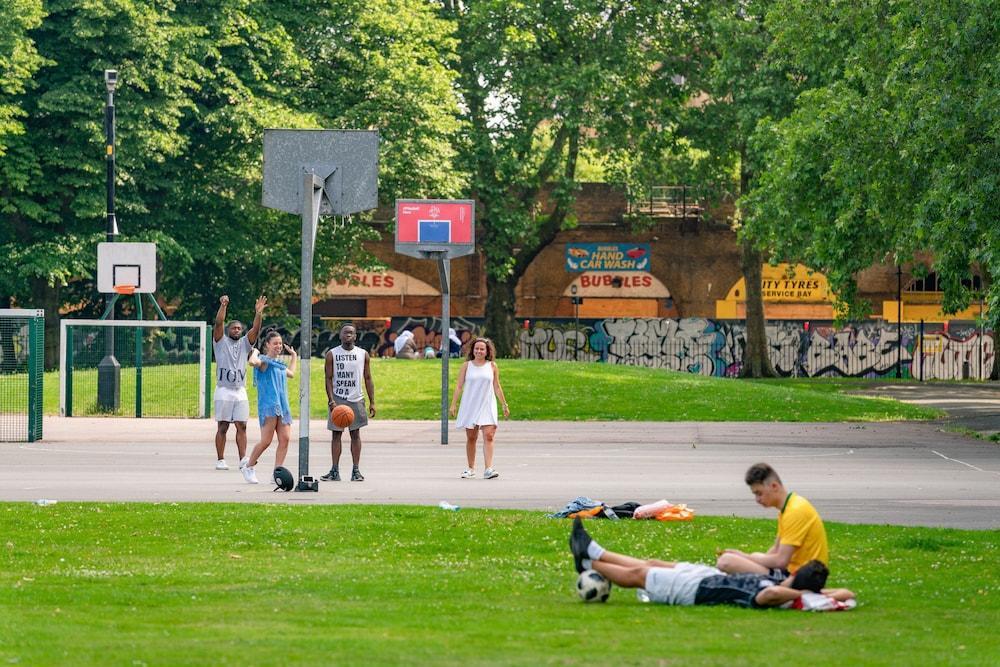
[297,170,324,489]
[392,199,475,446]
[260,129,379,487]
[436,254,451,445]
[97,69,121,412]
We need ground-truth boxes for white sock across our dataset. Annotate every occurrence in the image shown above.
[582,558,593,570]
[587,541,605,561]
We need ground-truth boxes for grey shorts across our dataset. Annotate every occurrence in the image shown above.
[644,563,719,606]
[215,398,250,423]
[326,398,368,432]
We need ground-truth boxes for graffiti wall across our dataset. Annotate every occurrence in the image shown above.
[266,315,994,380]
[519,318,996,380]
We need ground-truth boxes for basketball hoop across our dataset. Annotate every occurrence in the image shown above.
[113,284,136,295]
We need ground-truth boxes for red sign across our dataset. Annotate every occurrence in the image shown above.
[396,201,474,244]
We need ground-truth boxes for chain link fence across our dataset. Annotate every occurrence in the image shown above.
[60,320,209,417]
[0,309,44,441]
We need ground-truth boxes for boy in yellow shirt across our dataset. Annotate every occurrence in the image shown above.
[717,462,829,578]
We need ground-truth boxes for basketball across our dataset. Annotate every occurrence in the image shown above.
[331,404,354,428]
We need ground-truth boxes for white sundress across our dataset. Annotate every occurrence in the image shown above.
[455,361,498,429]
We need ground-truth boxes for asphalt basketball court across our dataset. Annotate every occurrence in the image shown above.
[4,412,999,530]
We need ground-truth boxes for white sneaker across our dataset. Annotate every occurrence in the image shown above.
[461,468,475,479]
[239,456,249,469]
[484,468,499,480]
[242,465,259,484]
[215,459,229,470]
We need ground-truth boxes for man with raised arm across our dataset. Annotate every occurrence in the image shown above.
[211,294,265,470]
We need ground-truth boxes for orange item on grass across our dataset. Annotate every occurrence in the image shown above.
[567,506,605,519]
[653,504,695,521]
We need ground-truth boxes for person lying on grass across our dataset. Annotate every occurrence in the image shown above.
[569,518,855,609]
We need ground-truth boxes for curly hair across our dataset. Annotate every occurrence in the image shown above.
[466,337,495,361]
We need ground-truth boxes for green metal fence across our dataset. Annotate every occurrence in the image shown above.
[60,319,209,418]
[0,309,44,442]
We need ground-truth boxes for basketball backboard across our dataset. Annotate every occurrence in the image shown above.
[97,242,157,293]
[395,199,475,259]
[262,129,379,216]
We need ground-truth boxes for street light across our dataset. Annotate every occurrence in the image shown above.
[570,284,583,361]
[98,69,121,411]
[895,265,902,379]
[104,69,119,242]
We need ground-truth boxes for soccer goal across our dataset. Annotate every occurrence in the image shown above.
[0,309,44,442]
[60,319,210,418]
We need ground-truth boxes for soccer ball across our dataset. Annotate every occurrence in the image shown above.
[576,569,611,603]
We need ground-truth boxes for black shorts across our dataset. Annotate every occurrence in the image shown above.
[767,567,791,582]
[694,573,777,608]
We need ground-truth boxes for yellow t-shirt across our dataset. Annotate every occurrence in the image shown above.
[778,492,829,572]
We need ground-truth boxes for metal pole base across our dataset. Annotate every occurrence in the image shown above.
[296,475,320,492]
[97,354,121,411]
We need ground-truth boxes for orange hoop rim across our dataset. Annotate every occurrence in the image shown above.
[113,284,136,295]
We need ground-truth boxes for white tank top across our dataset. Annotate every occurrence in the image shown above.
[330,345,365,402]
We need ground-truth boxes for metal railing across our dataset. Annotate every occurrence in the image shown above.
[627,185,702,219]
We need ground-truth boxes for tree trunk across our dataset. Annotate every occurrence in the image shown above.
[484,274,518,357]
[30,278,62,370]
[739,238,777,378]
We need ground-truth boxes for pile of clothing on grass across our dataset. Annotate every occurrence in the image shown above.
[548,497,694,521]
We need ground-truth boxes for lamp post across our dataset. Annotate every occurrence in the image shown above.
[105,69,119,242]
[895,265,902,379]
[570,284,583,361]
[97,69,121,411]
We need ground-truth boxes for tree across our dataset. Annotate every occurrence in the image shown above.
[1,1,464,364]
[439,0,689,355]
[748,0,1000,328]
[0,0,44,159]
[0,0,44,310]
[670,0,806,377]
[0,0,216,365]
[159,0,465,323]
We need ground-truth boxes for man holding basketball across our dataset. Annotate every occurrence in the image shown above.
[211,294,265,470]
[322,324,376,482]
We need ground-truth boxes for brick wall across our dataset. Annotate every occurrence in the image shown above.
[323,184,915,319]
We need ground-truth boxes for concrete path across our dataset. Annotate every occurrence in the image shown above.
[4,415,998,530]
[857,382,1000,437]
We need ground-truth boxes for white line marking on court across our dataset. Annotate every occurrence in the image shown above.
[931,450,1000,475]
[765,449,854,459]
[17,445,184,456]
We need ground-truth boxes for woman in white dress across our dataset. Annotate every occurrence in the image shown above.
[449,338,509,479]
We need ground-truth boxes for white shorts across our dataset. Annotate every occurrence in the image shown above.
[215,398,250,423]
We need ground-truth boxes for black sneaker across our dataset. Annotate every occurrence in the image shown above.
[570,517,593,573]
[351,469,365,482]
[320,469,340,482]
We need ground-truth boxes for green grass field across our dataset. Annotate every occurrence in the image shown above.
[43,359,942,421]
[1,503,996,666]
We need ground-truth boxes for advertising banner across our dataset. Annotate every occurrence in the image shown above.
[565,243,650,272]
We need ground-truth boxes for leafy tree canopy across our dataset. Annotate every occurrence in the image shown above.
[747,0,999,325]
[1,0,462,351]
[439,0,689,354]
